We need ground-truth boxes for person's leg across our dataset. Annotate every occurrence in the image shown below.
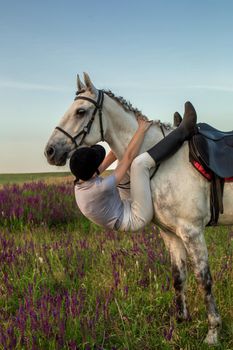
[119,152,155,231]
[148,101,197,163]
[119,102,197,232]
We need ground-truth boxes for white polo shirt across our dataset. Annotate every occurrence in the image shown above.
[74,175,124,229]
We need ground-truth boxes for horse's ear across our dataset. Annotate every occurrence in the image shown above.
[173,112,182,127]
[77,74,85,91]
[83,72,97,94]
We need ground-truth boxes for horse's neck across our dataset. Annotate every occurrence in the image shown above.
[103,95,170,159]
[103,99,137,159]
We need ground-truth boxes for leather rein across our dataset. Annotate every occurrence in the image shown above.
[55,89,105,148]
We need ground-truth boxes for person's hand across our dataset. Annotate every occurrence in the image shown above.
[137,117,153,133]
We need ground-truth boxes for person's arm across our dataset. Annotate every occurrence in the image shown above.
[114,118,152,185]
[98,150,117,174]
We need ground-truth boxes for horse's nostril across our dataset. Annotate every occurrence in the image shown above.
[46,146,55,159]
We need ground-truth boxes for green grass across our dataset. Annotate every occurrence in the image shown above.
[0,172,70,185]
[1,223,232,349]
[0,171,113,185]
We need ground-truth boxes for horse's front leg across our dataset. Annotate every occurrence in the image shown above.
[177,224,221,345]
[160,231,189,321]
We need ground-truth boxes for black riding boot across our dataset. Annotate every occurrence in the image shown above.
[148,101,197,164]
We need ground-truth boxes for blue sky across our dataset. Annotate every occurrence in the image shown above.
[1,0,233,173]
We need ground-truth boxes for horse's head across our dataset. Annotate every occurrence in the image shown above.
[45,73,106,166]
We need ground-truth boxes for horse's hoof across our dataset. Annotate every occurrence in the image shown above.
[176,314,190,323]
[177,315,187,323]
[176,307,190,323]
[204,329,219,346]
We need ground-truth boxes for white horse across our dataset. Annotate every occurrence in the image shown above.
[45,73,233,345]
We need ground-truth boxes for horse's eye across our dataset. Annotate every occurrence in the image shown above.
[76,109,86,117]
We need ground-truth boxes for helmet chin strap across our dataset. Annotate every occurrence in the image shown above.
[55,90,105,148]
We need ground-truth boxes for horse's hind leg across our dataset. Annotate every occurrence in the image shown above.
[177,225,221,345]
[160,231,188,321]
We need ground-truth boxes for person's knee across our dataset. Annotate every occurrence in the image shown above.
[132,152,155,171]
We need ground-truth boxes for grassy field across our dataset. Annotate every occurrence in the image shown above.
[0,171,112,186]
[0,174,232,349]
[0,172,71,185]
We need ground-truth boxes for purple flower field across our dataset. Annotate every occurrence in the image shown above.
[0,181,232,349]
[0,181,79,229]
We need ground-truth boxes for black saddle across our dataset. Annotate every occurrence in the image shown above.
[197,122,233,141]
[190,123,233,178]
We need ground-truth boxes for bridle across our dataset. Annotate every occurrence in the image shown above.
[55,89,105,148]
[55,88,166,189]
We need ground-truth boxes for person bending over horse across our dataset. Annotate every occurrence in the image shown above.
[69,102,197,231]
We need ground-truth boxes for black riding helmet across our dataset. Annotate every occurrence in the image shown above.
[69,145,106,181]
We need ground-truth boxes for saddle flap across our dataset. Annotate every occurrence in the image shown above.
[189,133,233,178]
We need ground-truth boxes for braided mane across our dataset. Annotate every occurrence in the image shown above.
[103,89,172,129]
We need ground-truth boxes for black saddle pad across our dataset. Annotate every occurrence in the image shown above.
[190,126,233,178]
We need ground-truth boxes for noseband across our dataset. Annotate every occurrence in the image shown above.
[55,90,105,148]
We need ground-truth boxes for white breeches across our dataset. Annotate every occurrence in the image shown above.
[119,152,155,232]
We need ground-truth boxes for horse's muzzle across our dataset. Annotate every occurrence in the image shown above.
[44,144,68,166]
